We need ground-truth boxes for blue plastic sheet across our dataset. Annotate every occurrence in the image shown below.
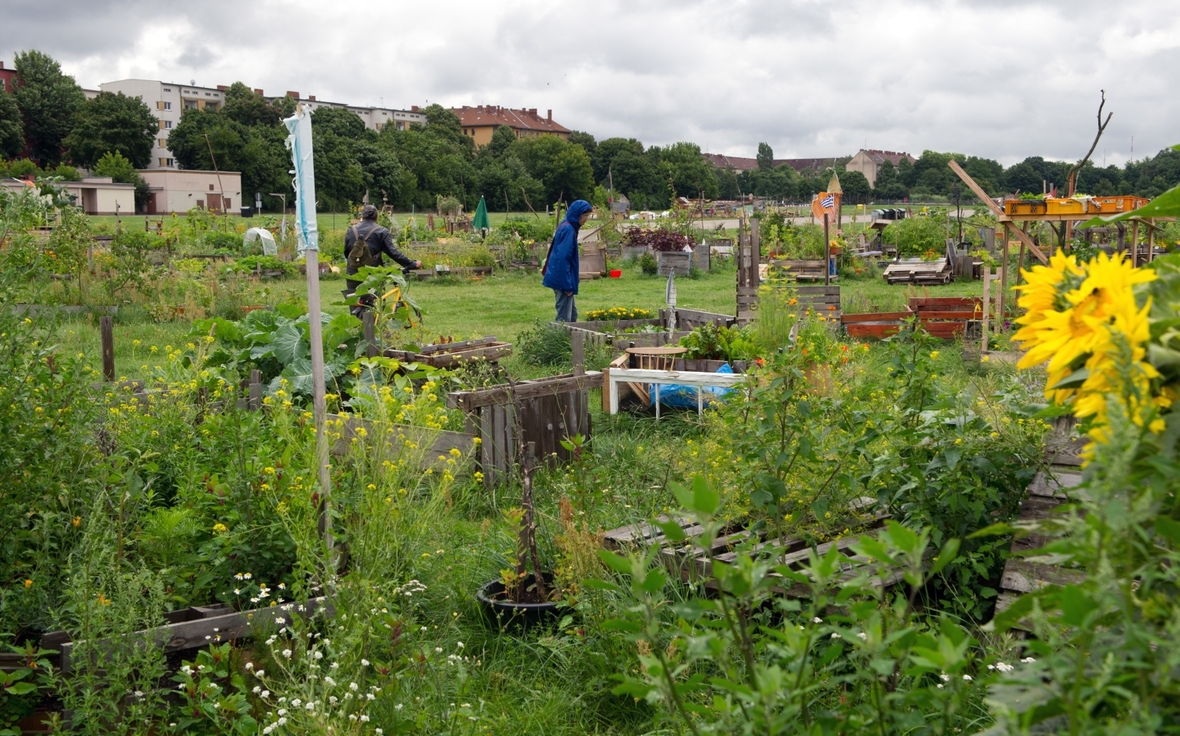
[650,363,735,409]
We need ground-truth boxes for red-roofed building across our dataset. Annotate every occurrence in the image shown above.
[846,149,916,187]
[452,105,570,147]
[0,61,17,94]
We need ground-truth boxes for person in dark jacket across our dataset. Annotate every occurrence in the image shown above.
[344,205,421,295]
[541,200,593,322]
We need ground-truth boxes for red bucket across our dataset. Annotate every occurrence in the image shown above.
[609,269,622,278]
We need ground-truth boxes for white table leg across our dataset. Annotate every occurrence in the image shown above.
[608,372,619,415]
[655,383,660,421]
[697,385,703,418]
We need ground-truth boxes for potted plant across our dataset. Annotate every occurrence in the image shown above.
[477,440,562,629]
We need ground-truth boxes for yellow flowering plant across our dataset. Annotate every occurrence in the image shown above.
[1013,250,1177,452]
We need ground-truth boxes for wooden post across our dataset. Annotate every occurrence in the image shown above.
[362,311,378,358]
[249,369,262,410]
[981,268,991,355]
[1131,220,1139,266]
[572,329,584,376]
[823,213,831,286]
[1148,219,1156,263]
[999,234,1009,324]
[100,316,115,382]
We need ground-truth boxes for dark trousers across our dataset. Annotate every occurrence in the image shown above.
[554,289,577,322]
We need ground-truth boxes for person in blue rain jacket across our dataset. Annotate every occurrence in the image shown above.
[541,200,593,322]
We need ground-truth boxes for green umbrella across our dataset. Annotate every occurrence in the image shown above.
[472,195,490,232]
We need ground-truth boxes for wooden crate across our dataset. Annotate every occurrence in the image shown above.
[795,285,842,319]
[657,251,693,276]
[841,311,910,339]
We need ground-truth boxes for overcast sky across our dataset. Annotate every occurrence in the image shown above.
[4,0,1178,166]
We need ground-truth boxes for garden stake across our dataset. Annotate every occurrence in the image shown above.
[284,103,335,575]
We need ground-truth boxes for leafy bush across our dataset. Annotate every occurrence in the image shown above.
[638,251,658,275]
[678,323,757,361]
[890,213,947,256]
[202,230,243,253]
[516,320,572,367]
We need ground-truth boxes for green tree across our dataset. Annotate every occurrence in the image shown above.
[962,156,1003,196]
[568,130,597,161]
[717,166,741,200]
[64,91,156,168]
[92,151,150,212]
[756,142,774,170]
[897,156,916,188]
[838,169,871,202]
[872,160,908,201]
[593,137,657,205]
[514,134,594,204]
[0,90,22,159]
[222,82,284,128]
[421,104,472,157]
[1001,162,1042,194]
[12,50,85,167]
[168,108,291,211]
[650,142,718,202]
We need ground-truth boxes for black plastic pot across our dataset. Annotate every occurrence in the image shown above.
[477,574,561,631]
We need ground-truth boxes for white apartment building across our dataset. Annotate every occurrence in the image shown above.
[98,79,428,171]
[99,79,226,170]
[285,91,427,132]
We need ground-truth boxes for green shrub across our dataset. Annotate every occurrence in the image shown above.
[638,251,658,276]
[517,320,572,367]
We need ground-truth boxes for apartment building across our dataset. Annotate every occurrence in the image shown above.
[284,92,427,132]
[99,79,227,169]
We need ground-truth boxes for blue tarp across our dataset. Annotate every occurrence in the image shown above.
[649,363,735,409]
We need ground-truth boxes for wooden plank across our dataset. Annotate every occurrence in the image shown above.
[446,372,602,411]
[59,597,333,674]
[999,559,1086,594]
[841,311,912,323]
[948,159,1047,264]
[1027,469,1083,498]
[419,335,500,355]
[480,407,494,488]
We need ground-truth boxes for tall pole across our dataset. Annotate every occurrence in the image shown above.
[283,104,334,574]
[823,212,831,286]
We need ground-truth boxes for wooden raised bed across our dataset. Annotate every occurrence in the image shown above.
[841,306,980,340]
[383,336,512,368]
[769,259,831,282]
[559,308,733,350]
[603,501,899,595]
[446,372,600,487]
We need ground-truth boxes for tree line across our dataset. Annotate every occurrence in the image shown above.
[2,48,1178,213]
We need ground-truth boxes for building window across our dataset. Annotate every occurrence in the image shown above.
[0,79,5,92]
[167,158,174,167]
[164,120,173,129]
[163,87,171,92]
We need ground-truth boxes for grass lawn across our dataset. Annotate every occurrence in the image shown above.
[55,257,995,379]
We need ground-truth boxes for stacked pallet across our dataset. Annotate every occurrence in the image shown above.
[883,257,952,285]
[994,424,1087,619]
[769,259,831,282]
[603,501,901,595]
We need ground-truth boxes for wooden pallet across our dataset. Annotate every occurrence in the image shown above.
[383,336,512,368]
[603,503,899,596]
[883,258,952,285]
[993,425,1087,619]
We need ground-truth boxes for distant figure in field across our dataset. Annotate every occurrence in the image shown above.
[541,200,593,322]
[344,204,421,297]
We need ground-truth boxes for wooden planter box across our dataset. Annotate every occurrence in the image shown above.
[657,251,693,276]
[692,241,711,272]
[383,336,512,368]
[622,245,649,261]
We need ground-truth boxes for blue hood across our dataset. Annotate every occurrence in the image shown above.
[565,200,593,226]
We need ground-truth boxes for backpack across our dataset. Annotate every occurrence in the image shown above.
[347,224,378,270]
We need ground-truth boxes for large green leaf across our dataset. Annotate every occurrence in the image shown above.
[271,322,308,365]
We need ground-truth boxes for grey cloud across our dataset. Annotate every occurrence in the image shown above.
[3,0,1177,164]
